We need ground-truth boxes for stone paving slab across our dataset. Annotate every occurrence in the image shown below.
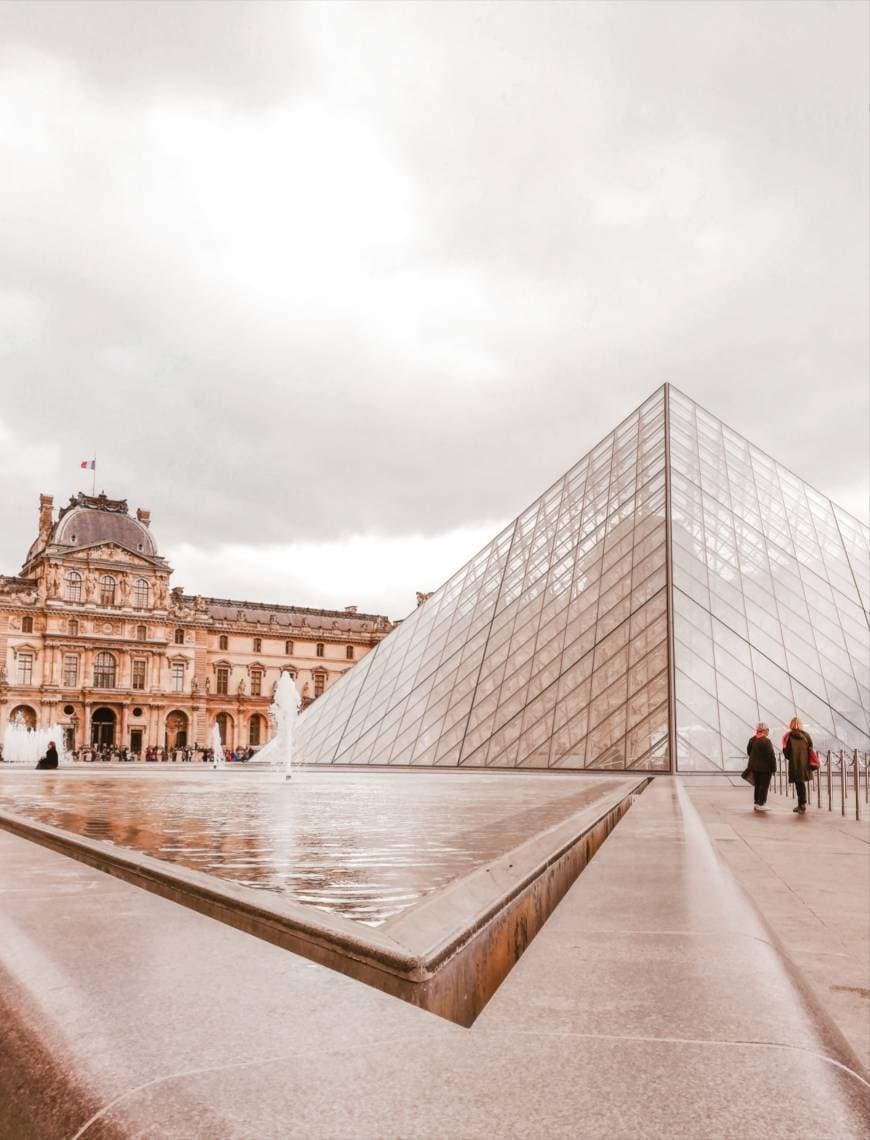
[687,782,870,1072]
[1,777,868,1139]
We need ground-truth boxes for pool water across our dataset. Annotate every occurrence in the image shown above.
[0,769,623,926]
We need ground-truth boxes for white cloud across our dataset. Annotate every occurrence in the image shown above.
[0,0,866,593]
[166,522,505,621]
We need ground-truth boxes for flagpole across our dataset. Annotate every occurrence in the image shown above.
[92,454,96,496]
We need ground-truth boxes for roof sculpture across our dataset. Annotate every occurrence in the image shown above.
[295,385,869,771]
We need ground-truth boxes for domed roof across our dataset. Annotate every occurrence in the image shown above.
[53,498,158,557]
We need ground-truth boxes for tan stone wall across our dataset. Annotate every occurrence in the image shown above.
[0,508,390,753]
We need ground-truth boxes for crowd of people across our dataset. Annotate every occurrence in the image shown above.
[8,720,822,795]
[56,745,257,764]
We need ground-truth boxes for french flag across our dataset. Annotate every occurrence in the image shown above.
[80,459,95,470]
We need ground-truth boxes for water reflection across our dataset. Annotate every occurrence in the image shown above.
[0,771,620,926]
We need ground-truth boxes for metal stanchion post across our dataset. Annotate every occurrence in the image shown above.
[854,750,861,822]
[827,750,832,812]
[840,750,846,817]
[816,759,821,809]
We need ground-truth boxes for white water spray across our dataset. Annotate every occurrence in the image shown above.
[210,723,225,769]
[251,673,301,780]
[2,714,68,767]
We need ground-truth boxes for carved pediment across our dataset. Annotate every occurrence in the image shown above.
[63,543,156,569]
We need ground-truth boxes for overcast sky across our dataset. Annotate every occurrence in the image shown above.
[1,1,867,619]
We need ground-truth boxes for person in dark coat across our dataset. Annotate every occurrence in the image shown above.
[782,717,813,814]
[746,722,776,811]
[36,741,59,770]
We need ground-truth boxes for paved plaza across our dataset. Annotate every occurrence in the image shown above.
[1,774,867,1139]
[687,778,870,1073]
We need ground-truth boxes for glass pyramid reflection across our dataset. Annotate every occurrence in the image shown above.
[295,386,869,772]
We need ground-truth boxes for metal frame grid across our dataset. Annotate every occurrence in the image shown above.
[669,389,869,769]
[296,388,670,770]
[295,385,869,771]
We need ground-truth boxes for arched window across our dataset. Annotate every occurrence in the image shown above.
[345,644,354,660]
[249,714,264,747]
[253,637,262,653]
[313,670,326,697]
[69,619,79,636]
[136,625,146,641]
[65,571,82,602]
[100,575,116,606]
[132,579,149,609]
[93,652,116,688]
[316,643,324,658]
[174,628,185,645]
[219,634,228,651]
[216,711,233,746]
[22,616,33,634]
[10,705,37,728]
[285,640,294,655]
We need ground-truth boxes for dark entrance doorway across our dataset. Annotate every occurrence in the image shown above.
[130,728,144,754]
[91,707,116,748]
[165,710,188,750]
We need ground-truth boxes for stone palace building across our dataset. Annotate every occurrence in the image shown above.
[0,492,392,754]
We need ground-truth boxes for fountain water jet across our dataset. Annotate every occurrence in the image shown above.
[210,723,225,769]
[250,672,301,780]
[3,714,68,767]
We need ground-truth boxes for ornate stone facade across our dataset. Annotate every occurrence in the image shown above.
[0,492,392,753]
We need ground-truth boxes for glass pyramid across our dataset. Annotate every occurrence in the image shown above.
[295,386,869,772]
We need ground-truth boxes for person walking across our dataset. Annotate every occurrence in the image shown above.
[782,717,813,814]
[36,741,59,770]
[746,722,776,811]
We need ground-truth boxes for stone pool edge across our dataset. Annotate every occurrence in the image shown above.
[0,776,648,1026]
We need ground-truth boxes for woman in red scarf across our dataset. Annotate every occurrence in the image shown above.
[782,717,814,814]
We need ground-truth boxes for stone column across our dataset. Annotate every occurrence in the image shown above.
[118,703,128,750]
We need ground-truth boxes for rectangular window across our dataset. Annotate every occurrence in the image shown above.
[17,653,33,685]
[63,654,79,687]
[172,662,184,692]
[250,670,262,697]
[216,666,230,695]
[132,660,146,690]
[314,672,325,697]
[253,638,262,653]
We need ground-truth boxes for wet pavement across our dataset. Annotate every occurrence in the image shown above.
[0,768,622,925]
[2,777,867,1140]
[686,778,870,1072]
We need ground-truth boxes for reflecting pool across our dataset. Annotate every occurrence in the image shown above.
[0,770,624,925]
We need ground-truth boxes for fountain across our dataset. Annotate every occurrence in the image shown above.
[250,672,301,780]
[2,714,68,767]
[210,723,225,769]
